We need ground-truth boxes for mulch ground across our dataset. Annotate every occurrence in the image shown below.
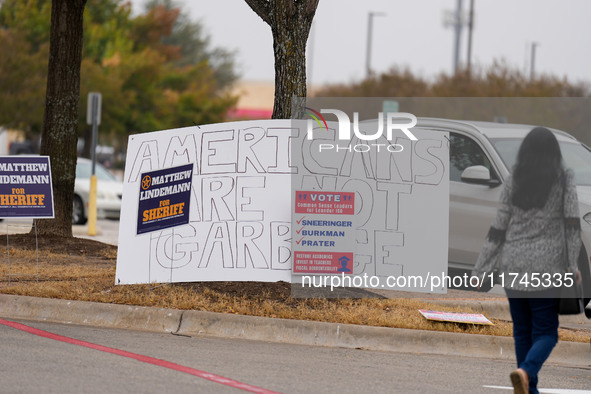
[3,233,293,300]
[5,233,116,258]
[4,233,116,267]
[1,233,487,302]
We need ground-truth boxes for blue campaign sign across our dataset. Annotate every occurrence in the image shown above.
[136,164,193,235]
[0,156,54,218]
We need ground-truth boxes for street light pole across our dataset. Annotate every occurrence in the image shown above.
[366,11,386,79]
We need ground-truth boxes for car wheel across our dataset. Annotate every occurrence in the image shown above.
[72,195,87,225]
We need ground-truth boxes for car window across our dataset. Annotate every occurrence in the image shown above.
[491,138,591,186]
[449,133,494,182]
[76,160,116,181]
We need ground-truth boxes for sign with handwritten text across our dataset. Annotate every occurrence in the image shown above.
[116,119,449,288]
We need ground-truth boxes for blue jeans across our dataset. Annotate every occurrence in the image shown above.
[506,289,559,394]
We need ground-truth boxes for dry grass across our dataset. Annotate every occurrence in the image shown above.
[0,250,589,343]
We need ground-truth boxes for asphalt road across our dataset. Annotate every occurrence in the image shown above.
[1,319,590,394]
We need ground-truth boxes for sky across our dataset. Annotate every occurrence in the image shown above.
[130,0,591,87]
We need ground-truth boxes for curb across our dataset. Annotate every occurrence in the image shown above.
[0,294,589,368]
[0,294,182,332]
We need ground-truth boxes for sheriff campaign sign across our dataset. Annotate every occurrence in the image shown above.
[137,164,193,234]
[0,156,54,218]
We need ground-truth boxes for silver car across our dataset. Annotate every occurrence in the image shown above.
[415,118,591,278]
[73,158,123,225]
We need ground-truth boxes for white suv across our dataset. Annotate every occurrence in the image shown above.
[415,118,591,283]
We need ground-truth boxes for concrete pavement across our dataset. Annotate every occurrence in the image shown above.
[0,293,589,369]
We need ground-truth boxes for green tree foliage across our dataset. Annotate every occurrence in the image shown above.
[0,0,237,153]
[0,0,52,51]
[82,0,133,63]
[153,0,237,87]
[0,29,48,135]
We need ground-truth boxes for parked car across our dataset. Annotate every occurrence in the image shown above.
[412,118,591,277]
[9,140,38,155]
[73,157,122,225]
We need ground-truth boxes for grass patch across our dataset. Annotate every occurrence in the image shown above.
[0,249,589,344]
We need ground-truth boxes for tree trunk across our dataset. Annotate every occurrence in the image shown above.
[36,0,87,237]
[271,2,313,119]
[245,0,318,119]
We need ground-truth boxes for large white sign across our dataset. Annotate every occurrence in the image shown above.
[117,121,294,284]
[116,119,449,289]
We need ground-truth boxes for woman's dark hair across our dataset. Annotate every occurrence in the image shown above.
[512,127,563,210]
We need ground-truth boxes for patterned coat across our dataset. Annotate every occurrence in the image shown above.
[473,169,581,291]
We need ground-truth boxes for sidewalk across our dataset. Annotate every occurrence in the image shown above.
[0,293,589,368]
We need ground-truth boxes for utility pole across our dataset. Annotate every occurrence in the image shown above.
[530,42,538,81]
[365,11,386,79]
[466,0,475,74]
[443,0,466,74]
[453,0,463,74]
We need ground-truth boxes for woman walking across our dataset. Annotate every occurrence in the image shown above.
[473,127,582,394]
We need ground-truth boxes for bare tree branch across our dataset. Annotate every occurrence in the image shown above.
[244,0,272,26]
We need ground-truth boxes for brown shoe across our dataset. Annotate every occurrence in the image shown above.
[510,368,529,394]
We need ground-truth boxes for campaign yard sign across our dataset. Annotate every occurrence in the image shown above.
[291,118,449,293]
[0,156,54,218]
[292,190,357,274]
[419,310,493,325]
[137,164,193,234]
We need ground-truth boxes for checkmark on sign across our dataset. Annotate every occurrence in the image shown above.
[296,227,304,234]
[296,216,305,224]
[296,237,305,244]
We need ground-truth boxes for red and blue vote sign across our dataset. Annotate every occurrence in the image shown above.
[137,164,193,235]
[292,190,356,274]
[295,191,354,215]
[0,156,54,218]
